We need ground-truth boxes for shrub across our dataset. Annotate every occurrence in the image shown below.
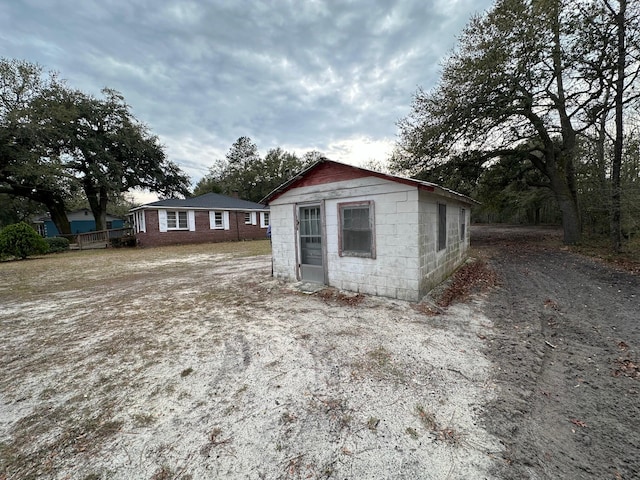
[0,222,49,260]
[110,235,136,248]
[44,236,70,253]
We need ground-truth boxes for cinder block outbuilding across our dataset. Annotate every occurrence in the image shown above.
[262,159,477,301]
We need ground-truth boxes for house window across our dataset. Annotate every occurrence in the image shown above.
[213,211,224,229]
[438,203,447,251]
[209,210,230,230]
[167,211,188,230]
[106,221,113,230]
[339,201,375,258]
[460,208,466,241]
[260,212,270,228]
[244,212,252,224]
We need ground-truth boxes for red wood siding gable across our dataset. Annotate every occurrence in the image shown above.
[265,160,436,203]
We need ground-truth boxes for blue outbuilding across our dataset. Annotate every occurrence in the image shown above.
[33,209,124,237]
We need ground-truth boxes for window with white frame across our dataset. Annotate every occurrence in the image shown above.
[167,210,188,229]
[460,208,466,240]
[213,211,224,229]
[438,203,447,251]
[243,211,257,225]
[260,211,270,228]
[133,210,146,233]
[339,201,375,258]
[209,210,230,230]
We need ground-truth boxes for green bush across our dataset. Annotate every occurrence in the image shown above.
[0,222,49,260]
[44,236,70,253]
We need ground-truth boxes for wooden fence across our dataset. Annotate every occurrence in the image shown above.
[75,227,134,250]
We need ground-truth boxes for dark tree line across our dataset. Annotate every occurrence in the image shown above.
[0,59,190,234]
[193,136,322,203]
[393,0,640,249]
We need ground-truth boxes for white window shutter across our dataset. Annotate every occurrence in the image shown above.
[140,211,146,233]
[158,209,168,232]
[251,212,257,225]
[223,211,230,230]
[188,210,196,231]
[209,211,215,229]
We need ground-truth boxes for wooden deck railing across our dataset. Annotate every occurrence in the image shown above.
[76,227,134,250]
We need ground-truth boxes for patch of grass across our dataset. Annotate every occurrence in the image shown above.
[132,413,156,427]
[351,346,406,383]
[571,234,640,273]
[415,405,463,446]
[280,412,298,424]
[406,427,419,439]
[367,417,380,431]
[367,346,392,366]
[416,405,438,431]
[151,465,174,480]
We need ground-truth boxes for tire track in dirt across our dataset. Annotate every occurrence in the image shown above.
[475,226,640,480]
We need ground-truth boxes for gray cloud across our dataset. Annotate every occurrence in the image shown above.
[2,0,494,184]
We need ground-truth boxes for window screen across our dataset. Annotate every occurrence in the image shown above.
[339,202,374,257]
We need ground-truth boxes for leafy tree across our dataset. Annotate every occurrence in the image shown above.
[1,59,191,233]
[393,0,639,245]
[0,58,72,234]
[0,194,45,228]
[195,138,313,202]
[29,86,191,231]
[0,221,48,259]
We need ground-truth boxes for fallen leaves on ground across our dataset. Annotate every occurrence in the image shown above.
[436,259,498,308]
[570,419,588,428]
[613,354,640,379]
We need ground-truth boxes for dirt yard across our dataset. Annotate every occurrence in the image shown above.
[0,227,638,479]
[473,225,640,480]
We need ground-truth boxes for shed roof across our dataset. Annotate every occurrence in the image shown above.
[261,158,479,206]
[130,192,268,212]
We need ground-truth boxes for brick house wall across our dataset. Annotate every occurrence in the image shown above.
[135,209,269,247]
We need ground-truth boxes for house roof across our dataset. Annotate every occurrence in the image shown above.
[130,192,268,212]
[261,158,479,206]
[34,209,123,222]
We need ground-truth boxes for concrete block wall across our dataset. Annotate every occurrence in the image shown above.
[270,177,423,301]
[324,189,422,301]
[270,204,297,280]
[418,192,470,296]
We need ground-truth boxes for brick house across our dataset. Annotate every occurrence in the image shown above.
[262,159,477,301]
[130,192,269,247]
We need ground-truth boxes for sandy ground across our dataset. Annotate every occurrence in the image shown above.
[1,240,500,479]
[2,227,638,480]
[474,225,640,480]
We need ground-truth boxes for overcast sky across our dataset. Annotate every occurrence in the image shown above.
[2,0,494,198]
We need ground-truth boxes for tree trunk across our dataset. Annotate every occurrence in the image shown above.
[1,184,72,235]
[610,0,626,253]
[547,159,582,244]
[47,197,72,236]
[84,184,108,231]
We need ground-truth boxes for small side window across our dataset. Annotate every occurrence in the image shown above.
[438,203,447,251]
